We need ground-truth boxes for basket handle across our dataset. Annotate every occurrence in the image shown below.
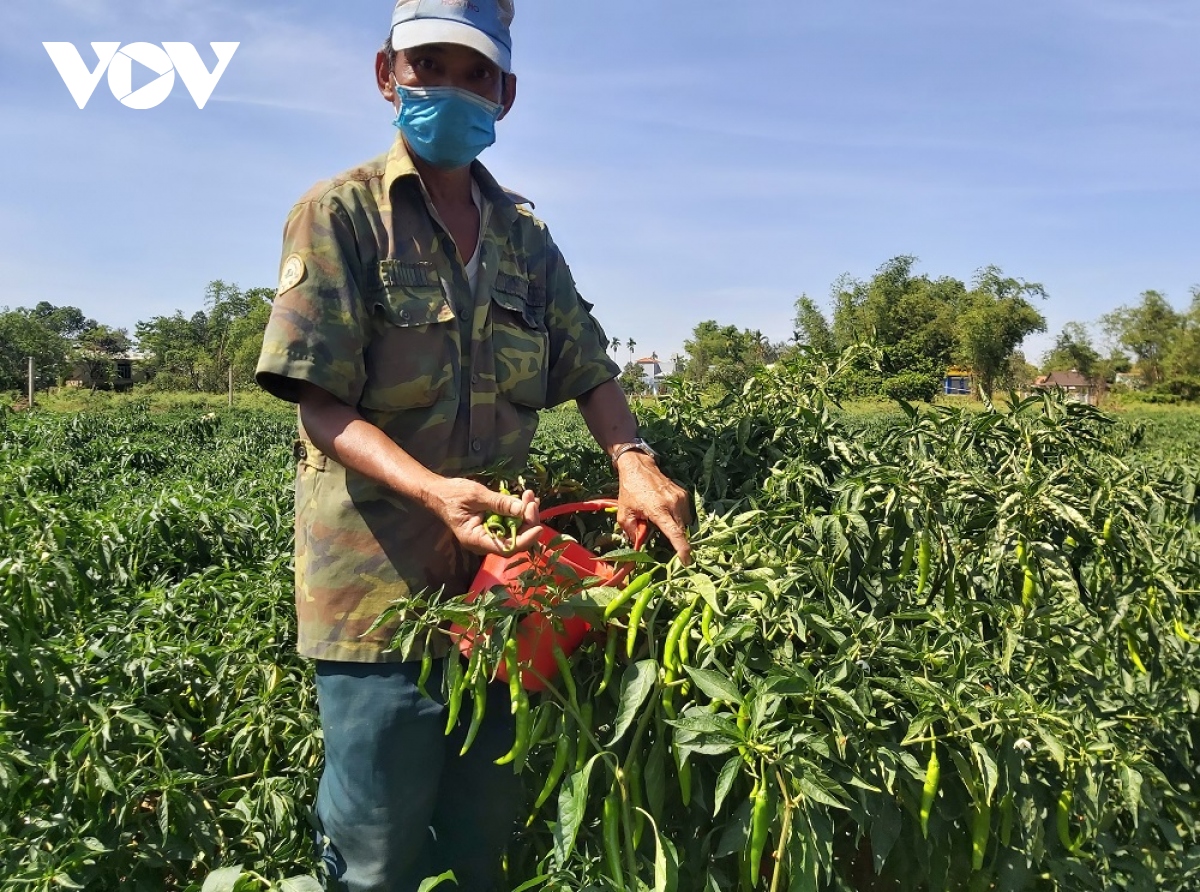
[537,499,650,585]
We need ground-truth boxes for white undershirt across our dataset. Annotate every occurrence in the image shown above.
[464,178,489,296]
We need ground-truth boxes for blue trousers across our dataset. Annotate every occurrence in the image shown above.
[312,659,522,892]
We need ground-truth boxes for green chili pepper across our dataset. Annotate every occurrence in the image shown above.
[484,481,520,551]
[459,668,488,757]
[443,652,465,735]
[597,629,618,695]
[503,637,521,714]
[625,581,659,659]
[602,789,625,888]
[748,774,771,887]
[604,568,655,620]
[574,702,593,771]
[1057,789,1081,853]
[916,529,932,597]
[920,743,940,838]
[533,716,571,809]
[552,643,577,707]
[495,687,531,769]
[700,601,715,646]
[971,800,991,871]
[416,647,433,699]
[677,750,693,809]
[899,532,916,575]
[495,639,532,769]
[627,756,645,849]
[1022,567,1036,608]
[663,596,699,674]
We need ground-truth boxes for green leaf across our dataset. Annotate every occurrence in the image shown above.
[1033,723,1067,771]
[608,660,658,746]
[201,867,244,892]
[509,875,552,892]
[279,878,324,892]
[416,870,457,892]
[553,755,598,866]
[645,809,679,892]
[714,795,753,857]
[713,755,742,817]
[970,741,999,806]
[683,666,744,706]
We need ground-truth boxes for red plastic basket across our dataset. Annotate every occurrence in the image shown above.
[454,499,647,692]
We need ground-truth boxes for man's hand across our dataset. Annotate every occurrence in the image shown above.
[427,480,542,557]
[614,452,693,566]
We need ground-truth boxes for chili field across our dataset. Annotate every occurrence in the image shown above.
[2,361,1199,892]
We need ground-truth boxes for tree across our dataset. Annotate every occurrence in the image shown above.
[627,339,637,365]
[1100,290,1182,386]
[0,308,69,392]
[792,294,836,356]
[682,321,770,390]
[136,281,273,392]
[0,302,99,392]
[1163,286,1200,381]
[956,267,1047,398]
[618,360,648,396]
[1042,322,1100,377]
[828,257,965,377]
[73,324,133,390]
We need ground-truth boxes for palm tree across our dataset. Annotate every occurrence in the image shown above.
[609,336,622,356]
[628,339,637,364]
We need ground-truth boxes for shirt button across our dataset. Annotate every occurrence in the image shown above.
[459,309,470,322]
[399,309,410,321]
[471,373,480,385]
[471,438,482,453]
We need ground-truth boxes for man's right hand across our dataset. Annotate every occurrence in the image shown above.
[425,480,542,557]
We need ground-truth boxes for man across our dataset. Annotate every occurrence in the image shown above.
[255,1,692,890]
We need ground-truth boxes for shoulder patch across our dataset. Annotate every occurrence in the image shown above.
[502,187,535,209]
[278,253,307,296]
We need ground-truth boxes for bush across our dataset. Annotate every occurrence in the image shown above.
[881,369,942,402]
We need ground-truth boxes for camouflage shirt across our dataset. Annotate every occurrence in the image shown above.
[256,136,620,663]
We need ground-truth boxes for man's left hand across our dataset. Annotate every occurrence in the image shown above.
[614,452,692,565]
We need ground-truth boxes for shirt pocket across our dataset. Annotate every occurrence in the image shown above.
[490,273,549,409]
[360,283,459,411]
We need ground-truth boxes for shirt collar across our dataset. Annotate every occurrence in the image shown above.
[383,134,521,229]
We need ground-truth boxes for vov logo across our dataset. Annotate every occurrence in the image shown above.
[43,42,239,110]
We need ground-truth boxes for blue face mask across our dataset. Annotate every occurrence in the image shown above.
[392,84,503,170]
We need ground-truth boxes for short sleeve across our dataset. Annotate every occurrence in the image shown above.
[541,234,622,407]
[255,198,370,406]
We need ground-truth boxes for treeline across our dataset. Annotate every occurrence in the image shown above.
[0,281,272,395]
[4,259,1196,404]
[677,257,1048,401]
[672,256,1200,403]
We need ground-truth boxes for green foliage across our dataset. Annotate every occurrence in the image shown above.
[0,302,96,391]
[1042,322,1101,378]
[881,369,942,403]
[4,367,1200,890]
[956,267,1047,398]
[136,281,273,393]
[681,321,779,392]
[619,361,650,397]
[1101,290,1183,387]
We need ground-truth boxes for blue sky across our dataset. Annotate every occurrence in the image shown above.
[2,0,1198,369]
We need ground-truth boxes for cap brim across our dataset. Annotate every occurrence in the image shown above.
[391,19,511,72]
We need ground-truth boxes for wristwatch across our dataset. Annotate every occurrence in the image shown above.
[610,438,658,467]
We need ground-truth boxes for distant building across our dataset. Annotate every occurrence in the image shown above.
[635,354,666,396]
[66,351,150,391]
[943,367,974,396]
[1033,370,1098,405]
